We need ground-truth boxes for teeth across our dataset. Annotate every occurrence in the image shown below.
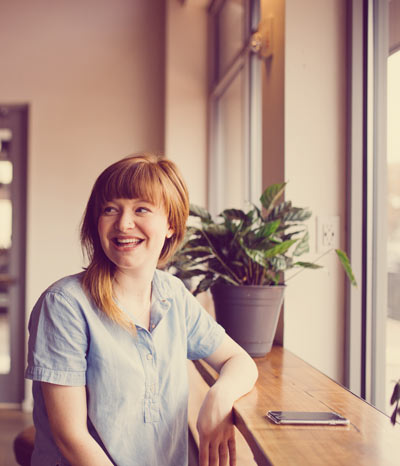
[117,238,142,244]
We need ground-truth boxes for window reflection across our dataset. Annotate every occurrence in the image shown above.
[0,310,10,374]
[0,160,13,184]
[386,50,400,416]
[0,160,12,250]
[0,159,12,374]
[0,201,12,249]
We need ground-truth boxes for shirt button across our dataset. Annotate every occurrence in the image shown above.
[151,324,155,329]
[147,353,153,360]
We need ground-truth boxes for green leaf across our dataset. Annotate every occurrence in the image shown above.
[335,249,357,286]
[240,248,268,268]
[390,404,399,425]
[180,245,212,257]
[266,201,293,222]
[293,261,323,269]
[293,231,310,256]
[193,276,217,296]
[220,208,248,223]
[204,224,228,236]
[248,204,262,220]
[255,219,281,238]
[390,381,400,405]
[262,239,298,258]
[260,183,286,211]
[283,207,312,222]
[270,256,290,271]
[189,204,212,222]
[174,269,207,280]
[242,239,297,268]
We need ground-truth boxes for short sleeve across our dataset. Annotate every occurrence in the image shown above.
[182,286,225,360]
[25,290,88,386]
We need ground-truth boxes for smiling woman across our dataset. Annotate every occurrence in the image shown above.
[80,153,189,331]
[97,198,174,300]
[24,152,258,466]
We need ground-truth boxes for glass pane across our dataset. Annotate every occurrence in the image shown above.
[0,299,10,374]
[217,0,245,79]
[386,50,400,415]
[217,69,244,209]
[0,157,13,374]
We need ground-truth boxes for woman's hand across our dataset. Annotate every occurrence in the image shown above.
[196,334,258,466]
[196,386,236,466]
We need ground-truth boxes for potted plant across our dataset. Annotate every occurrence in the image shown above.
[169,182,356,357]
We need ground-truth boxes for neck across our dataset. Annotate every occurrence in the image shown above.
[113,268,154,306]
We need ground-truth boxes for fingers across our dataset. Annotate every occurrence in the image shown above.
[228,437,236,466]
[198,435,236,466]
[218,442,230,466]
[199,440,209,466]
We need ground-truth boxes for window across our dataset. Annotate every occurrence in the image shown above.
[208,0,261,214]
[347,0,400,415]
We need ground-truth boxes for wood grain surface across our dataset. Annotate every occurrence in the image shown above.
[193,346,400,465]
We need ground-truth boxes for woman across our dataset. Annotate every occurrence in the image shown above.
[25,153,258,466]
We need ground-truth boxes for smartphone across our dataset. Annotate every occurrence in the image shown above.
[266,410,350,425]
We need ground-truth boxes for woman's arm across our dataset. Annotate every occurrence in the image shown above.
[41,383,114,466]
[196,335,258,466]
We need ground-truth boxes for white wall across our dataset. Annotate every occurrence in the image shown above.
[0,0,166,315]
[284,0,347,383]
[165,0,208,206]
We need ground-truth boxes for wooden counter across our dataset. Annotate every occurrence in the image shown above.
[189,346,400,465]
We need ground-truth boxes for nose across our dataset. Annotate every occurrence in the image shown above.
[115,210,135,232]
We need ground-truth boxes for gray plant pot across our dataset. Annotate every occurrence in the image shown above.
[211,284,285,357]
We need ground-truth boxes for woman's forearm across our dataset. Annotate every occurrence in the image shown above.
[41,383,114,466]
[211,351,258,404]
[197,338,258,466]
[54,431,114,466]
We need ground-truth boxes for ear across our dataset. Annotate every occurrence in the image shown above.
[166,225,174,239]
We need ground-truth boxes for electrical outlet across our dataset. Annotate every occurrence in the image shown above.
[316,216,340,253]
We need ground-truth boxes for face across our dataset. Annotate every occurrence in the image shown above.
[97,198,174,277]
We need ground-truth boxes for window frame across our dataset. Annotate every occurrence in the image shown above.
[346,0,388,411]
[207,0,262,215]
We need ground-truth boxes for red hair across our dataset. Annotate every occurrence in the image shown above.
[80,153,189,331]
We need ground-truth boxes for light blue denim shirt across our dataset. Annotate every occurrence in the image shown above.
[25,269,225,466]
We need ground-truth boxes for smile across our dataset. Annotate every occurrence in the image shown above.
[112,237,144,247]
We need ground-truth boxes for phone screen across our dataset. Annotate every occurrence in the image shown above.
[267,411,349,425]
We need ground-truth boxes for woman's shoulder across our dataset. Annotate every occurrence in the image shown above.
[44,272,85,294]
[153,269,187,296]
[36,272,87,308]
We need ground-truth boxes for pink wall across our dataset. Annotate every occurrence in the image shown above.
[0,0,166,316]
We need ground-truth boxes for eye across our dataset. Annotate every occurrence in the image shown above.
[136,206,151,214]
[102,205,118,215]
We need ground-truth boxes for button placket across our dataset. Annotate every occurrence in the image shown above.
[138,332,159,423]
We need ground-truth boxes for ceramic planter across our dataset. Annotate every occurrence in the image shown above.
[210,284,285,357]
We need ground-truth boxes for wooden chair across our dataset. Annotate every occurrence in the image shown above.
[13,425,35,466]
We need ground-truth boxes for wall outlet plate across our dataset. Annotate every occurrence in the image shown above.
[316,216,340,253]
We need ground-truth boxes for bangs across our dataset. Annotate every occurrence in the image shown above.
[98,161,165,208]
[82,153,189,269]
